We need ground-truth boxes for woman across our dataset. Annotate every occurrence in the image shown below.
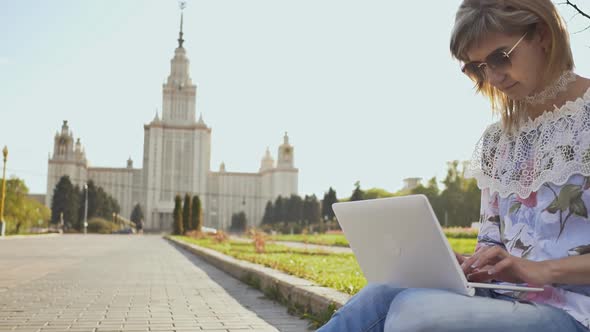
[317,0,590,331]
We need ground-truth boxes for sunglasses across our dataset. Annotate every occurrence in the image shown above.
[461,32,528,84]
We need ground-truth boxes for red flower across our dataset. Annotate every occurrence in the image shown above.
[516,191,538,208]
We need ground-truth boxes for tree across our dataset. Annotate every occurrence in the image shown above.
[2,177,50,235]
[562,1,590,24]
[50,175,79,228]
[93,189,120,221]
[440,161,463,227]
[350,181,365,201]
[19,199,50,234]
[302,195,321,226]
[286,194,303,224]
[191,195,202,232]
[410,176,443,222]
[86,181,100,219]
[462,176,481,228]
[130,203,144,225]
[70,185,81,230]
[78,185,87,226]
[364,188,396,199]
[110,196,120,214]
[229,212,247,233]
[96,187,108,219]
[321,187,338,221]
[79,181,120,221]
[273,196,285,223]
[182,194,192,232]
[173,195,184,235]
[261,201,274,225]
[439,161,480,227]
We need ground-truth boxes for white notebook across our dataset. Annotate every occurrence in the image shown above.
[333,195,544,296]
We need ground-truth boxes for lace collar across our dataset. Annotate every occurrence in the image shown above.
[466,87,590,199]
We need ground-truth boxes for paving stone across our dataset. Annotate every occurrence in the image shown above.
[0,235,311,331]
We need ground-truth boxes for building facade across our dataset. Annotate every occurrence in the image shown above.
[45,14,298,232]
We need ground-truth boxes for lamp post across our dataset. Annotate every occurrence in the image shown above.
[83,183,88,235]
[0,146,8,237]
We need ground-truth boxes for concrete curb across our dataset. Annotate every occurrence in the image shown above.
[0,233,61,240]
[166,236,351,318]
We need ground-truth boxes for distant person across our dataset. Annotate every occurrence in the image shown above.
[136,219,144,234]
[318,0,590,331]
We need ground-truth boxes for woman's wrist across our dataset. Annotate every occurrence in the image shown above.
[541,259,559,285]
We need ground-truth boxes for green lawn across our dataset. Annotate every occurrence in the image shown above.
[175,236,477,296]
[269,232,478,248]
[269,234,350,247]
[448,238,477,255]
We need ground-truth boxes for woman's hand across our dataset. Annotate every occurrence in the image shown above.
[454,251,467,265]
[460,245,552,287]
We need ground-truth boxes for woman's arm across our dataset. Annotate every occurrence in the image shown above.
[463,246,590,286]
[475,188,505,251]
[545,254,590,285]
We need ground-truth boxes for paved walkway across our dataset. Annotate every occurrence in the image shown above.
[0,235,311,332]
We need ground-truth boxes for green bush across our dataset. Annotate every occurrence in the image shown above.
[87,218,116,234]
[443,227,479,239]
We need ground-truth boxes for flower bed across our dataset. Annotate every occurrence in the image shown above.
[175,236,477,295]
[267,228,478,247]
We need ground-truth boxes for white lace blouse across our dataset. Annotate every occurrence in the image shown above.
[466,87,590,329]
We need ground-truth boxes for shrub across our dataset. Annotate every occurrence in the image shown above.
[213,230,228,243]
[248,228,266,253]
[185,230,207,239]
[87,218,116,234]
[443,227,479,239]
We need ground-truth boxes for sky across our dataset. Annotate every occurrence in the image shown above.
[1,0,589,199]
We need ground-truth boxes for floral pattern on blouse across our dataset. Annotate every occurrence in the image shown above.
[478,176,590,328]
[470,88,590,329]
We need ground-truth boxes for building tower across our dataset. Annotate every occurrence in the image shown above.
[142,5,211,231]
[45,121,87,208]
[271,132,298,198]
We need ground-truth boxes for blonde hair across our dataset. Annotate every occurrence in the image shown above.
[450,0,574,133]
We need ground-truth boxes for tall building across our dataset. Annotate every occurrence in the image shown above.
[45,11,299,232]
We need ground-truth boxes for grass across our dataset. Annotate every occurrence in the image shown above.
[268,231,478,248]
[177,236,366,294]
[175,236,477,296]
[448,238,477,255]
[268,234,350,247]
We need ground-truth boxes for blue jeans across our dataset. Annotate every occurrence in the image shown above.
[317,284,590,332]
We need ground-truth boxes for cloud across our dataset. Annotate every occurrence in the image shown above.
[0,57,10,65]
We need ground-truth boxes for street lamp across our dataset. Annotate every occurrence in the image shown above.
[0,146,8,237]
[83,183,88,235]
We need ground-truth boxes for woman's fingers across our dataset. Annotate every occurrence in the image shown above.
[454,251,466,264]
[461,247,486,274]
[467,269,494,283]
[475,247,508,270]
[462,246,507,275]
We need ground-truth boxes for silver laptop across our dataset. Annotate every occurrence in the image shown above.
[333,194,543,296]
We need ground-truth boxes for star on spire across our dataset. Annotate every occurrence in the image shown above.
[178,1,186,48]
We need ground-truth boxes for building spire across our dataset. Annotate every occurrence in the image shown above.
[178,1,186,48]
